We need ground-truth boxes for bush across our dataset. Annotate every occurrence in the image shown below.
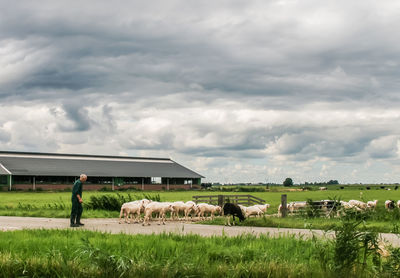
[85,193,161,211]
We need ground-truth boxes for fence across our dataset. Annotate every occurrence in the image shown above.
[192,194,266,207]
[284,200,340,217]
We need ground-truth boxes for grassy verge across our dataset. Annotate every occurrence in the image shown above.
[0,228,398,277]
[199,215,400,233]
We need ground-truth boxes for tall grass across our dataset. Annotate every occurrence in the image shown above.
[1,228,400,277]
[0,229,325,277]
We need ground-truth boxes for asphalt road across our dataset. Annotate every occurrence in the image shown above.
[1,216,399,247]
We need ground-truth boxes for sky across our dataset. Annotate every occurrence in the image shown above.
[1,1,400,184]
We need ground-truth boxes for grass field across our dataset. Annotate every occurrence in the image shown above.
[0,228,398,277]
[1,187,400,232]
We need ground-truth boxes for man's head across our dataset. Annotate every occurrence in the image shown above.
[80,174,87,182]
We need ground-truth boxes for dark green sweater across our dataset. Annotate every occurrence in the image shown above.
[71,180,83,202]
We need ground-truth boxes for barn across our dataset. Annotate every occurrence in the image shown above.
[0,151,204,191]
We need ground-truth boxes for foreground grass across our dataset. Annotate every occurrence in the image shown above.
[0,229,396,278]
[200,214,400,234]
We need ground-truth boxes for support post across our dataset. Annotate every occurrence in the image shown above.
[8,175,12,191]
[218,195,225,207]
[167,178,169,191]
[141,178,144,191]
[281,194,287,218]
[33,176,36,190]
[112,177,115,191]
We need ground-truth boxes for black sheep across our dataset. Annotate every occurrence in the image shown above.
[222,203,245,226]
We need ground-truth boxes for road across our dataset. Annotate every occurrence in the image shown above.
[1,216,399,247]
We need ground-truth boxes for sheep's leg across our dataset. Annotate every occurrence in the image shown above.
[119,208,125,224]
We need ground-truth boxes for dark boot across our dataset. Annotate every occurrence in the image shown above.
[76,216,84,226]
[70,215,76,226]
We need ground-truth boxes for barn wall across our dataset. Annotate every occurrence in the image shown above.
[10,183,200,191]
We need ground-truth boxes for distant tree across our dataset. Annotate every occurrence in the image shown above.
[327,180,339,185]
[283,178,293,187]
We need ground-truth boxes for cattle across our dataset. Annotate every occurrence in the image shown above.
[222,203,245,226]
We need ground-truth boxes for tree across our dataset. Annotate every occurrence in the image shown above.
[327,180,339,185]
[283,177,293,187]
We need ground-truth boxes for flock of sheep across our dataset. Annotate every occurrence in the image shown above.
[119,198,400,226]
[278,199,400,217]
[119,199,270,225]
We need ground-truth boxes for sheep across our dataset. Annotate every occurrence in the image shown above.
[196,203,221,220]
[119,200,142,224]
[222,203,245,226]
[367,200,378,209]
[238,204,247,216]
[119,199,152,224]
[288,201,307,214]
[253,204,270,214]
[348,200,368,210]
[128,202,147,223]
[397,200,400,209]
[243,205,263,218]
[319,187,327,190]
[170,201,186,220]
[184,201,197,221]
[277,203,289,217]
[339,201,362,211]
[142,202,173,226]
[385,200,396,210]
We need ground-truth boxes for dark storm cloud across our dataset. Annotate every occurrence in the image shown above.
[59,103,92,132]
[2,1,398,106]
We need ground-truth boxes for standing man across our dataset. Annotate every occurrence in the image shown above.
[70,174,87,227]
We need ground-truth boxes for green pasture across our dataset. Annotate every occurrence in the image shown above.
[1,187,400,232]
[0,228,398,277]
[1,186,399,212]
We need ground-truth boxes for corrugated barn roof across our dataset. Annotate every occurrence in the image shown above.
[0,151,204,178]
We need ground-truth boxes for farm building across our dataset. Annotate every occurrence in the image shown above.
[0,151,204,191]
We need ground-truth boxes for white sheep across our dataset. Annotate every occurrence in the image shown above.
[119,200,143,224]
[348,200,367,210]
[243,205,263,217]
[171,201,186,220]
[142,202,173,226]
[253,204,270,214]
[288,201,307,214]
[367,200,378,209]
[277,204,289,217]
[238,204,247,216]
[184,201,197,221]
[196,203,221,220]
[210,205,222,220]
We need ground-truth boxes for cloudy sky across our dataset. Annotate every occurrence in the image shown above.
[1,1,400,184]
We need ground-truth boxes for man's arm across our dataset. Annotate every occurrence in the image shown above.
[76,194,83,203]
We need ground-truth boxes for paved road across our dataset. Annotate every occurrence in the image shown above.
[1,216,399,247]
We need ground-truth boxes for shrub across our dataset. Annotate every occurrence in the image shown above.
[85,193,161,211]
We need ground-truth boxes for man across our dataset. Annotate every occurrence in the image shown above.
[70,174,87,227]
